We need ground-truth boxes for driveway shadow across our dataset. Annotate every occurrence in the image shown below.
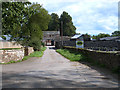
[2,69,119,88]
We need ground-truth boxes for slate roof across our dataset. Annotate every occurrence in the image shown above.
[100,36,120,41]
[43,31,60,35]
[71,34,81,39]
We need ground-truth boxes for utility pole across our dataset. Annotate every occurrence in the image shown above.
[61,21,63,47]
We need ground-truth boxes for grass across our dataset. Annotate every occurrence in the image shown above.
[56,49,88,62]
[0,48,21,50]
[1,47,47,64]
[29,47,47,57]
[56,49,107,67]
[56,48,120,75]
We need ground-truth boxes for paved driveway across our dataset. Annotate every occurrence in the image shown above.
[2,46,118,88]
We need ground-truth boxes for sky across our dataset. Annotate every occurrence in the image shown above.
[29,0,119,35]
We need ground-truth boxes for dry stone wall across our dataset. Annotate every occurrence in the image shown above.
[84,41,120,51]
[1,49,24,63]
[0,47,34,63]
[63,46,120,70]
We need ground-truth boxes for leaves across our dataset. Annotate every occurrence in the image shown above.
[48,13,59,31]
[2,2,50,51]
[60,11,76,36]
[111,31,120,36]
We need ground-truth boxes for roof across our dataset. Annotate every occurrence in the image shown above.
[71,34,81,39]
[43,31,60,35]
[100,36,120,41]
[0,35,11,41]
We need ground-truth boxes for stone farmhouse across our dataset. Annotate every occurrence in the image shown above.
[42,31,60,46]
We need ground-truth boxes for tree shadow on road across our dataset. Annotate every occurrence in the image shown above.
[2,69,119,89]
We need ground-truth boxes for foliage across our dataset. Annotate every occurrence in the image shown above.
[2,2,50,51]
[1,35,6,40]
[25,4,50,50]
[111,30,120,36]
[92,33,110,40]
[41,42,45,47]
[59,11,76,36]
[48,13,59,31]
[2,1,31,36]
[82,33,91,41]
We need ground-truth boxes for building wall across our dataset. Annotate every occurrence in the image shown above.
[0,41,22,49]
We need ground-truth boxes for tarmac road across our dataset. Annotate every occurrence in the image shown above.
[2,46,119,88]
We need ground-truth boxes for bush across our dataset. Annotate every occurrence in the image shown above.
[41,42,45,47]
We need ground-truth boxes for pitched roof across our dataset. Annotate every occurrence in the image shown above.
[43,31,60,35]
[71,34,81,39]
[100,36,120,41]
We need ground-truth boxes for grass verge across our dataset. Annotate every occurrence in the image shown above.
[56,48,120,75]
[1,47,47,64]
[56,49,88,62]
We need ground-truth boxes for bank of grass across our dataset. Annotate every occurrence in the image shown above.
[56,48,120,75]
[1,47,47,64]
[56,49,108,67]
[56,49,89,62]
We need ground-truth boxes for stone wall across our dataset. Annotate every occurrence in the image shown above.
[63,46,120,70]
[0,47,34,63]
[0,49,24,63]
[84,41,120,51]
[0,41,23,49]
[24,47,34,56]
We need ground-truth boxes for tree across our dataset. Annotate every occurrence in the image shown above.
[2,2,51,51]
[18,3,51,50]
[97,33,110,38]
[2,1,31,36]
[59,11,76,36]
[92,33,110,40]
[111,31,120,36]
[48,13,59,31]
[82,33,91,41]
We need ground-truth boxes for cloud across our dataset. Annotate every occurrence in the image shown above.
[29,0,118,35]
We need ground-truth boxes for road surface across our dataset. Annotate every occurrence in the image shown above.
[2,46,119,88]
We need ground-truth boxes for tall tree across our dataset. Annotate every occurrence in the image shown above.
[2,2,51,50]
[48,13,59,31]
[111,30,120,36]
[19,3,51,50]
[59,11,76,36]
[2,1,31,37]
